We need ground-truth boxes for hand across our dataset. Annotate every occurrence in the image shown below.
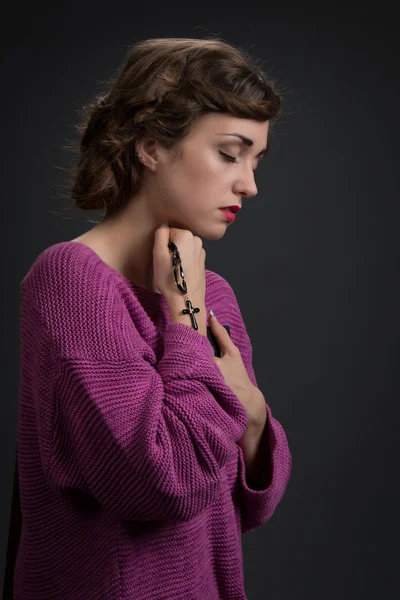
[208,312,266,428]
[153,224,206,305]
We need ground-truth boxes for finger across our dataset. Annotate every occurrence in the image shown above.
[153,223,170,255]
[208,311,233,355]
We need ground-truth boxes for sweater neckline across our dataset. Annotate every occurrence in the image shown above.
[64,241,165,301]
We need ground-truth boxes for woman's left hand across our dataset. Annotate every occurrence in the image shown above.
[208,312,266,428]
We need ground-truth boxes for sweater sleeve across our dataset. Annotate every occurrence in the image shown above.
[23,245,249,524]
[211,274,292,534]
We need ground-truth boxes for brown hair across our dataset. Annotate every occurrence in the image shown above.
[65,37,283,215]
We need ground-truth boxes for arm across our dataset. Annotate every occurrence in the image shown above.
[209,273,292,533]
[239,402,270,491]
[23,248,249,523]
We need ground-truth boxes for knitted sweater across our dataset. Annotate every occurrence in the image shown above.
[15,240,292,600]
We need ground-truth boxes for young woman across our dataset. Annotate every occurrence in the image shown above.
[16,37,292,599]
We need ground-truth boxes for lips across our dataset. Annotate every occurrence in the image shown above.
[221,205,241,214]
[219,208,236,222]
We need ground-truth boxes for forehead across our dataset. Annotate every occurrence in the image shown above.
[189,112,269,144]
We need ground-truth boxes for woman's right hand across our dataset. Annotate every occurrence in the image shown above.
[153,224,206,307]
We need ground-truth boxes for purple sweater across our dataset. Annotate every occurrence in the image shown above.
[15,241,292,600]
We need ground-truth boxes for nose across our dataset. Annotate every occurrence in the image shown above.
[234,172,258,199]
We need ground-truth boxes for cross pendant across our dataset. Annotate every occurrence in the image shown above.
[182,299,200,330]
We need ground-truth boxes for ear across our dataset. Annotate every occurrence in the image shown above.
[135,137,159,169]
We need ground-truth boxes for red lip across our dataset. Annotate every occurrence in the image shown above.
[221,205,241,214]
[219,208,236,222]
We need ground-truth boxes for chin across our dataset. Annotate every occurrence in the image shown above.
[191,223,228,241]
[168,217,228,241]
[202,229,228,241]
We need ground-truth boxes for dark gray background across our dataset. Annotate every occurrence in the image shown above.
[1,2,399,599]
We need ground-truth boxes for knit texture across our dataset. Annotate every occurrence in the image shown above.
[15,240,292,600]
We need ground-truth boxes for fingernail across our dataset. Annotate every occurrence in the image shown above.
[209,309,215,318]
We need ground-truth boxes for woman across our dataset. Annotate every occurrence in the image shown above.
[16,37,292,599]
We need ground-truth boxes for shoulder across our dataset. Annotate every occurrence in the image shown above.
[22,241,120,310]
[205,268,255,377]
[23,240,112,286]
[20,242,128,359]
[204,268,248,341]
[205,268,240,311]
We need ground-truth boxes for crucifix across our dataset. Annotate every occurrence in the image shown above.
[168,240,201,331]
[181,297,200,330]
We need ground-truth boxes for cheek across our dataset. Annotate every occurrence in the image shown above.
[178,158,215,193]
[188,153,225,187]
[164,151,227,208]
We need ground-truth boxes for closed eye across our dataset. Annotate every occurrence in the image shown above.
[219,150,256,173]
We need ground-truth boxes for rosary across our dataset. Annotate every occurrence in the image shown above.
[168,241,201,330]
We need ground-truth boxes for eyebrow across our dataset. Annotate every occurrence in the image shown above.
[215,133,269,157]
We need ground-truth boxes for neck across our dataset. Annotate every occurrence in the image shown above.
[86,197,162,292]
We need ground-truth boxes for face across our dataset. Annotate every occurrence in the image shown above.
[138,112,269,240]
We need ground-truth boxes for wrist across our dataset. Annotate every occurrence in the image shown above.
[167,300,207,336]
[246,388,267,428]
